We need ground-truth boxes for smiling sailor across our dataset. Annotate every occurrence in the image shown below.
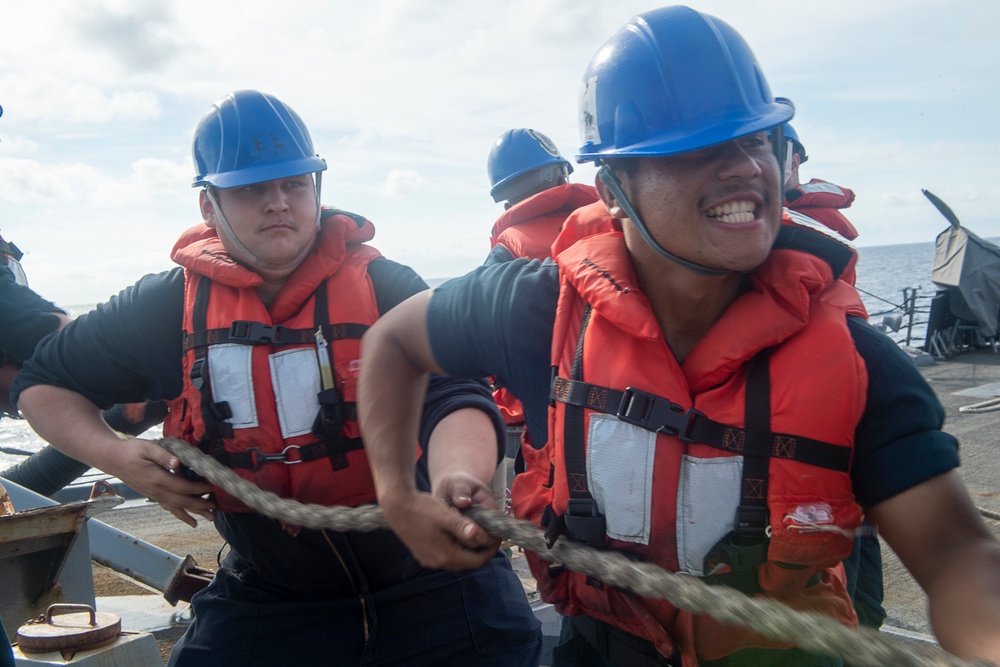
[357,6,1000,666]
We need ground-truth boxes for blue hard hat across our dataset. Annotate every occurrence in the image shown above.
[577,6,794,162]
[784,123,808,162]
[488,128,573,201]
[192,90,327,189]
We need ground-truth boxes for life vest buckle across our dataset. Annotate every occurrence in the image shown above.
[564,498,607,548]
[189,358,206,390]
[541,505,566,548]
[734,505,770,540]
[617,387,703,442]
[246,445,303,471]
[313,388,345,438]
[229,320,287,345]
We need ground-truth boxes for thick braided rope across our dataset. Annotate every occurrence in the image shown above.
[958,397,1000,414]
[979,506,1000,522]
[158,437,989,667]
[160,437,390,531]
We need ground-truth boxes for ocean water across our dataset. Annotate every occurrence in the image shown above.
[855,240,939,344]
[0,237,977,469]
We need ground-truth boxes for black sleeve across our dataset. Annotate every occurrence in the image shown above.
[12,269,186,409]
[483,245,515,266]
[367,257,429,314]
[0,267,67,364]
[849,315,960,507]
[367,256,506,480]
[427,259,559,449]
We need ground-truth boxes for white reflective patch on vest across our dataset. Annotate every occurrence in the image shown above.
[785,208,853,247]
[676,455,743,575]
[269,348,321,438]
[800,180,845,196]
[5,257,28,287]
[586,414,654,545]
[208,344,258,429]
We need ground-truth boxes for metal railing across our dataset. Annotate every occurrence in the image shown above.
[861,286,933,347]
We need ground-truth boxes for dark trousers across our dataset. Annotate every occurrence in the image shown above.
[167,550,541,666]
[842,527,886,629]
[552,615,679,667]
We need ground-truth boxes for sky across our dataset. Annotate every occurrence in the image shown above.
[0,0,997,308]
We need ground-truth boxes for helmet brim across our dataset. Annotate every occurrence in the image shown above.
[193,156,327,189]
[577,101,793,163]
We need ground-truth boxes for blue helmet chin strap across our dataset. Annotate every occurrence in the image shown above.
[597,165,731,277]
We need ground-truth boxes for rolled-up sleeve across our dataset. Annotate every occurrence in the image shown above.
[849,316,959,508]
[427,259,559,451]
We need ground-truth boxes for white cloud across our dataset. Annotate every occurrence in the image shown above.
[0,0,998,305]
[380,169,425,198]
[0,74,161,125]
[0,158,106,204]
[69,1,183,74]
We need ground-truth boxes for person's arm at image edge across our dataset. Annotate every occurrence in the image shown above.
[17,384,213,526]
[12,272,214,525]
[851,317,1000,662]
[869,475,1000,663]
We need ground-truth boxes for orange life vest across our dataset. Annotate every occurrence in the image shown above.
[511,207,867,663]
[782,200,860,288]
[163,210,383,512]
[785,178,859,241]
[490,183,599,261]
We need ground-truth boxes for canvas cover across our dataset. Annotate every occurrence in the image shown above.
[932,225,1000,338]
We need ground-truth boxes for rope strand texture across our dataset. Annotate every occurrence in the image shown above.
[156,437,990,667]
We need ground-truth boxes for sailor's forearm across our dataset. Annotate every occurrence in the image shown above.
[428,407,500,493]
[926,538,1000,662]
[359,292,440,505]
[871,471,1000,663]
[18,384,127,473]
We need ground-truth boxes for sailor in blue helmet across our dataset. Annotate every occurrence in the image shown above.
[485,128,598,265]
[782,124,861,243]
[483,129,599,482]
[488,128,572,206]
[14,90,541,666]
[357,7,1000,666]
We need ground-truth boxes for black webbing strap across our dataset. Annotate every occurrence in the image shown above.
[773,224,853,281]
[556,305,607,548]
[311,281,357,471]
[215,437,364,472]
[183,322,368,350]
[548,377,849,472]
[190,278,232,464]
[735,349,772,540]
[313,280,330,330]
[565,305,592,502]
